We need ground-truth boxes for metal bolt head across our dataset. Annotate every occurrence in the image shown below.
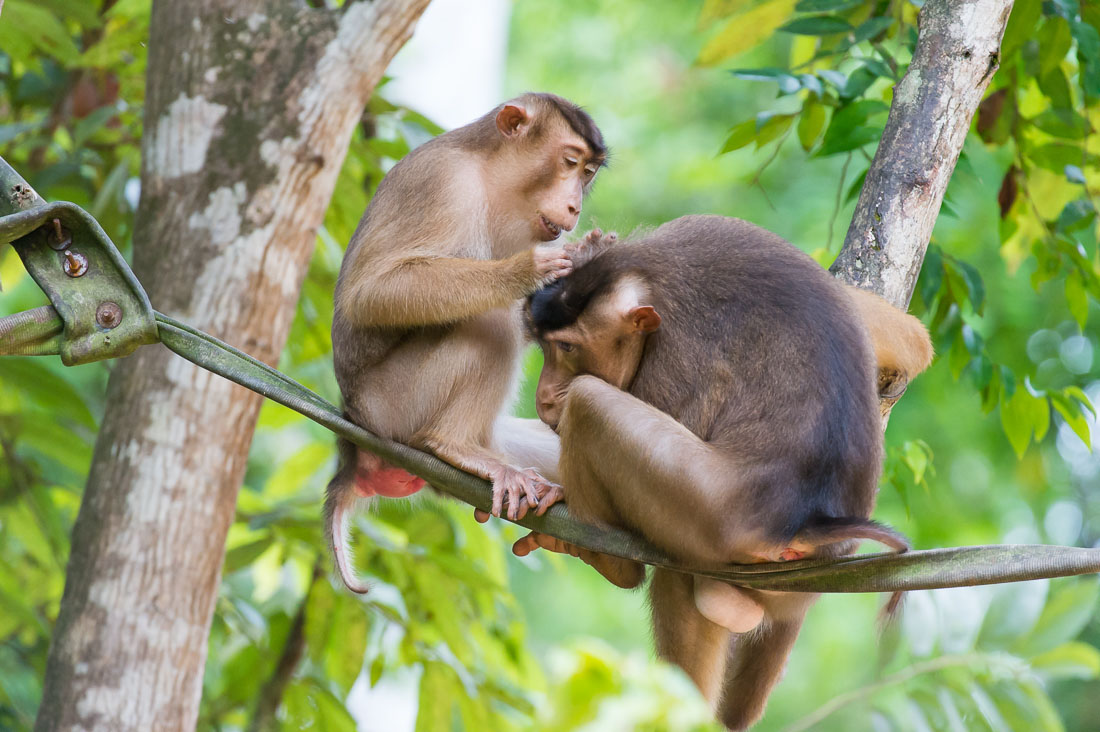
[63,250,88,277]
[96,302,122,330]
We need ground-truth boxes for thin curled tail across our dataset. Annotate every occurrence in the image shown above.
[324,436,371,594]
[797,515,911,553]
[797,516,910,623]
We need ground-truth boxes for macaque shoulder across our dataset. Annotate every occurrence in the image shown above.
[348,147,489,263]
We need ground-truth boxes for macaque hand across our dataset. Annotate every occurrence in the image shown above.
[473,480,562,523]
[487,465,560,521]
[532,246,572,285]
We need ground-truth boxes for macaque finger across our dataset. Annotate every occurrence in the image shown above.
[473,508,491,523]
[534,484,565,516]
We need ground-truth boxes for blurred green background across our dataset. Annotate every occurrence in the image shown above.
[2,0,1100,730]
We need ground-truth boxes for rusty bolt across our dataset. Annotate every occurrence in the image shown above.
[63,250,88,277]
[47,218,71,250]
[96,302,122,329]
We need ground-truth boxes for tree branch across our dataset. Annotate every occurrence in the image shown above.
[830,0,1015,307]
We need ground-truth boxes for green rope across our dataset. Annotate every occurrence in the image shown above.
[3,165,1100,594]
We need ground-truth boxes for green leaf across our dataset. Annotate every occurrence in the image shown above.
[719,119,757,154]
[697,0,799,66]
[1016,580,1100,656]
[369,655,385,687]
[731,67,802,95]
[1031,641,1100,680]
[816,100,887,156]
[797,100,826,151]
[1073,20,1100,97]
[780,16,853,36]
[0,1,82,64]
[1000,386,1048,458]
[223,535,274,574]
[1002,0,1042,58]
[853,17,893,43]
[795,0,861,10]
[698,0,757,29]
[1066,269,1089,328]
[1051,391,1091,447]
[754,113,794,147]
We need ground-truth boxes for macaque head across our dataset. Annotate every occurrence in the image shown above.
[488,94,607,243]
[527,272,661,430]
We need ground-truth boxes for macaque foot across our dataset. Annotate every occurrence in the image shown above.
[488,465,558,520]
[513,531,644,588]
[694,577,765,633]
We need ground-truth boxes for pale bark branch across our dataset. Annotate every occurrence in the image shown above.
[831,0,1015,308]
[35,2,429,730]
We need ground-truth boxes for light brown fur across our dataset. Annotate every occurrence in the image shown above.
[326,93,606,593]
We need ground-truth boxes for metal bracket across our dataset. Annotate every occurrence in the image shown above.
[0,161,158,365]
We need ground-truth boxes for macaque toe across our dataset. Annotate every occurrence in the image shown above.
[534,484,564,516]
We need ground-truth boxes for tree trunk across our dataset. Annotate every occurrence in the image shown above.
[831,0,1014,307]
[35,2,429,730]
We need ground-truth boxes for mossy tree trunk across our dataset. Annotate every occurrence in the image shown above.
[832,0,1015,307]
[35,2,430,730]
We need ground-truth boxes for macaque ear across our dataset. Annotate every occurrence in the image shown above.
[496,104,531,137]
[627,305,661,333]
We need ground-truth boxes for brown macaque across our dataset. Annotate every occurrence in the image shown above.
[515,217,921,730]
[326,93,606,593]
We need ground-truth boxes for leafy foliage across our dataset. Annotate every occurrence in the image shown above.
[4,1,1100,731]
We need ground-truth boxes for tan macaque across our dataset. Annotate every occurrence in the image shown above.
[326,93,606,593]
[515,217,920,731]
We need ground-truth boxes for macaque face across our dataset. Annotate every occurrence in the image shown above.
[495,105,603,243]
[533,281,660,430]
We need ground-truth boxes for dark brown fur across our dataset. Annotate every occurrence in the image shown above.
[525,215,907,729]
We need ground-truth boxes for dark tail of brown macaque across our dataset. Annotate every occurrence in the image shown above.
[324,437,371,594]
[797,515,910,630]
[795,515,911,554]
[716,609,808,731]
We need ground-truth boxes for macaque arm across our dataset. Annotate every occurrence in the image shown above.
[558,376,754,564]
[490,416,561,482]
[338,250,556,329]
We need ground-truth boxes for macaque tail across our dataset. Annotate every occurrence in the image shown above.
[796,515,910,554]
[798,515,909,626]
[717,615,806,731]
[324,437,371,594]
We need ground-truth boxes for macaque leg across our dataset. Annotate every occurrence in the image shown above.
[558,376,767,564]
[716,594,813,731]
[650,568,730,703]
[843,285,934,397]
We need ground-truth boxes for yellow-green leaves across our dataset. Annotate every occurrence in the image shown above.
[697,0,798,66]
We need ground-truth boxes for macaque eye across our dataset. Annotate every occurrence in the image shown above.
[556,341,575,353]
[564,156,579,168]
[583,166,596,179]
